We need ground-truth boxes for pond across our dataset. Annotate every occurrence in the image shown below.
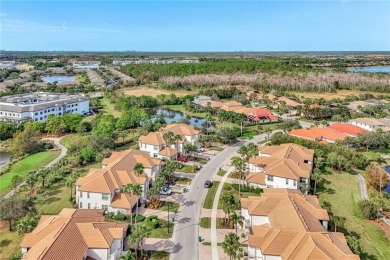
[0,152,11,170]
[147,108,213,128]
[347,67,390,73]
[385,166,390,194]
[42,75,76,83]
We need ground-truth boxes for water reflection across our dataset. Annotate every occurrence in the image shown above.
[147,108,214,128]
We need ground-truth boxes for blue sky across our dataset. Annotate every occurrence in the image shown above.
[1,1,389,51]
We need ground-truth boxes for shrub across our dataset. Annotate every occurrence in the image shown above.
[135,215,146,222]
[232,184,262,194]
[145,215,160,229]
[113,213,127,221]
[358,200,377,220]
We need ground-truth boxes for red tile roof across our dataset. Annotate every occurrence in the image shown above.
[328,123,368,137]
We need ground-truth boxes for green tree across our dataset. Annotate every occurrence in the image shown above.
[0,121,18,140]
[128,224,153,258]
[37,168,50,190]
[222,232,244,260]
[0,196,33,231]
[66,172,80,201]
[311,169,323,195]
[119,251,135,260]
[230,212,244,235]
[25,171,37,196]
[12,121,40,157]
[220,193,237,227]
[131,184,143,224]
[11,175,22,189]
[16,214,40,235]
[45,115,67,135]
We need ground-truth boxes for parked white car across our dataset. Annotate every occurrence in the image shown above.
[160,187,172,195]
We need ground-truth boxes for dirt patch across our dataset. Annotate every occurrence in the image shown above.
[121,86,196,97]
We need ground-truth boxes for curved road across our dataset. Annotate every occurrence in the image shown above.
[2,136,68,199]
[170,132,275,260]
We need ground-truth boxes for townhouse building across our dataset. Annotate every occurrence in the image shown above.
[75,150,162,214]
[20,209,128,260]
[240,189,359,260]
[349,118,390,132]
[246,143,314,192]
[139,123,200,160]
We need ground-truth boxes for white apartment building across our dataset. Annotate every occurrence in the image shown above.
[246,143,314,192]
[0,92,89,123]
[76,150,163,214]
[240,189,358,260]
[139,123,200,160]
[20,208,128,260]
[349,117,390,132]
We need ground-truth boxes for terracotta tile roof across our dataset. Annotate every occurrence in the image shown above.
[245,108,273,117]
[139,131,165,145]
[223,101,243,108]
[161,123,199,136]
[258,143,314,163]
[309,104,321,109]
[159,147,178,156]
[249,156,311,180]
[110,192,139,209]
[76,150,153,193]
[328,123,368,137]
[20,209,127,260]
[289,128,322,140]
[246,172,266,185]
[289,127,347,142]
[199,100,223,108]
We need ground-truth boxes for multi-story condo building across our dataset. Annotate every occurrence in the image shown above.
[139,123,200,160]
[20,208,128,260]
[0,92,89,123]
[246,143,313,192]
[349,117,390,132]
[241,189,359,260]
[75,150,162,214]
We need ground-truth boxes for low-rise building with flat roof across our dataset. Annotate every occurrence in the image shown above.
[0,92,89,123]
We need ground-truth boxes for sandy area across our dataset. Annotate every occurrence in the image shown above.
[121,86,196,97]
[292,90,377,100]
[16,63,34,71]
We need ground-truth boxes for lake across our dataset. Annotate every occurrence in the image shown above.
[385,166,390,194]
[42,75,76,83]
[347,67,390,73]
[0,152,11,170]
[147,108,212,128]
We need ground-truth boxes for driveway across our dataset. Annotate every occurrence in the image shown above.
[170,132,273,260]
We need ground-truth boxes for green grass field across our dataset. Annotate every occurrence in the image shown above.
[218,183,260,209]
[0,229,23,258]
[203,181,220,209]
[200,217,227,229]
[0,151,60,194]
[100,97,121,117]
[35,180,74,215]
[318,170,390,259]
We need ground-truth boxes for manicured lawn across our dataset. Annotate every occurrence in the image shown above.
[217,170,227,176]
[35,180,74,215]
[209,146,224,152]
[149,250,170,260]
[0,151,61,194]
[0,229,23,258]
[100,97,121,117]
[203,181,220,209]
[148,219,174,239]
[361,147,390,163]
[218,183,261,209]
[318,169,390,259]
[200,217,227,229]
[60,133,87,149]
[160,201,180,212]
[176,163,196,173]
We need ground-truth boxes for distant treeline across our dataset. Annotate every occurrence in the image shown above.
[121,59,321,81]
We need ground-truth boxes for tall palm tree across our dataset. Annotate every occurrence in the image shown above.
[311,169,323,195]
[222,232,244,260]
[123,184,134,224]
[131,184,143,224]
[162,131,174,148]
[230,212,244,235]
[25,171,37,196]
[133,163,144,177]
[128,224,152,259]
[174,134,182,153]
[37,168,50,190]
[66,172,79,202]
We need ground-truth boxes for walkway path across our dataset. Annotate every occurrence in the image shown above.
[2,136,68,199]
[352,168,369,200]
[211,166,234,260]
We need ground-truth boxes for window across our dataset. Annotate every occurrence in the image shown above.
[88,203,90,209]
[102,194,109,200]
[87,192,90,199]
[153,153,158,158]
[40,112,43,115]
[294,180,297,186]
[35,112,38,116]
[79,202,83,208]
[267,175,274,182]
[80,191,83,198]
[154,145,159,150]
[285,179,289,185]
[102,205,108,211]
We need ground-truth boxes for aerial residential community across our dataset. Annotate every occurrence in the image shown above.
[1,1,390,260]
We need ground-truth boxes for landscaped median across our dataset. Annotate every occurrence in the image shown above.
[0,151,61,197]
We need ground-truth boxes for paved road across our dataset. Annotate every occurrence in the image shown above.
[278,114,313,129]
[352,168,369,200]
[170,133,272,260]
[2,136,68,199]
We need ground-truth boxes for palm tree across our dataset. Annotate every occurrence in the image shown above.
[331,215,345,232]
[123,184,134,224]
[66,172,79,201]
[231,157,245,198]
[133,163,144,177]
[205,113,212,135]
[25,171,37,196]
[174,134,182,153]
[230,212,244,235]
[128,224,152,259]
[37,168,50,190]
[162,131,174,148]
[131,184,143,224]
[220,193,237,227]
[222,232,244,260]
[265,127,272,138]
[311,169,323,195]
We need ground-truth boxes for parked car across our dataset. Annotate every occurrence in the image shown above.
[160,187,172,196]
[177,156,188,163]
[197,147,205,152]
[204,180,211,188]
